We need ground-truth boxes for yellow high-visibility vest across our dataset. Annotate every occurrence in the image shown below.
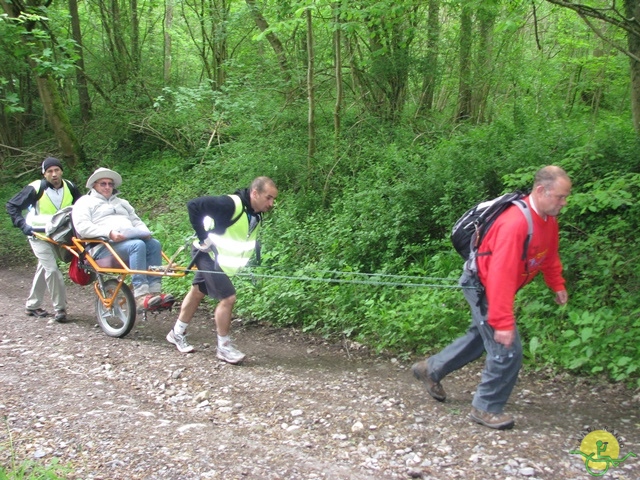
[203,195,260,276]
[25,180,74,228]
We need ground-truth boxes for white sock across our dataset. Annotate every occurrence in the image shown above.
[173,320,189,336]
[218,335,230,348]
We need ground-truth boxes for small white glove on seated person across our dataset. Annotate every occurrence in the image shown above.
[193,236,214,252]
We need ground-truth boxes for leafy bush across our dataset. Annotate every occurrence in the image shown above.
[1,97,638,387]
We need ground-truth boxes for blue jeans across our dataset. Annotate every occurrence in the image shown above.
[95,238,163,297]
[428,268,523,413]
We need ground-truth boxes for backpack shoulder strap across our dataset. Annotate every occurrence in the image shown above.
[33,178,48,202]
[512,199,533,263]
[35,179,79,201]
[464,193,532,274]
[228,194,246,225]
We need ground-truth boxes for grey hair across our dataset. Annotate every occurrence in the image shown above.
[534,166,570,190]
[250,176,276,193]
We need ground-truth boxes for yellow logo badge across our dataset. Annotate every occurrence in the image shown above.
[570,428,637,477]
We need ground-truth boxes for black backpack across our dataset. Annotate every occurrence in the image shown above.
[451,191,533,272]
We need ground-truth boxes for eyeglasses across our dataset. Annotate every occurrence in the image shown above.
[97,181,114,187]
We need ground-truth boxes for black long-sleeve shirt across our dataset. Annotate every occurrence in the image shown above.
[6,179,81,233]
[187,188,261,242]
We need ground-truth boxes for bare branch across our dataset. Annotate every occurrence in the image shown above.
[578,10,640,62]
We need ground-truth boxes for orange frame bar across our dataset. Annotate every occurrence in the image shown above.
[32,232,194,310]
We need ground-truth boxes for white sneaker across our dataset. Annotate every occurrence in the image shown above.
[166,330,194,353]
[217,341,246,364]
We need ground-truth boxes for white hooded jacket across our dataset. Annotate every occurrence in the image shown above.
[72,189,150,242]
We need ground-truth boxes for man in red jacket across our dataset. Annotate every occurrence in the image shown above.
[412,166,571,429]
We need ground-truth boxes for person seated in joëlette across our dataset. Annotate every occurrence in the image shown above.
[71,167,174,311]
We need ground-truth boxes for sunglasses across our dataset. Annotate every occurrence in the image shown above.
[97,181,115,187]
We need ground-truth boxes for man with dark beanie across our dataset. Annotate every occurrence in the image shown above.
[6,157,81,322]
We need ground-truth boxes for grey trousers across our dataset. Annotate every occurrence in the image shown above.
[27,236,67,312]
[428,269,522,413]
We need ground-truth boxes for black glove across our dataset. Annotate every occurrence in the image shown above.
[21,224,34,236]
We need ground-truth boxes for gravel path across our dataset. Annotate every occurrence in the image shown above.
[1,265,639,479]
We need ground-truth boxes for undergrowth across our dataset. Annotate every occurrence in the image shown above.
[1,108,638,387]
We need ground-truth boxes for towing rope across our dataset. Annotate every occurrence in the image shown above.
[178,266,462,289]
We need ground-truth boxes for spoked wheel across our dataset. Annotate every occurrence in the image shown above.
[95,278,136,338]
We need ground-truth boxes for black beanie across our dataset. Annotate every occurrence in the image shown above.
[42,157,63,174]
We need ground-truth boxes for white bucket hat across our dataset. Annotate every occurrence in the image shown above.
[86,167,123,189]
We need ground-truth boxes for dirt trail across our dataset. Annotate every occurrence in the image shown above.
[1,265,639,479]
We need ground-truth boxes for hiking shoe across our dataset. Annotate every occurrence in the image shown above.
[54,310,67,322]
[166,330,194,353]
[217,341,246,365]
[136,294,162,311]
[411,359,446,402]
[469,407,515,430]
[26,308,50,318]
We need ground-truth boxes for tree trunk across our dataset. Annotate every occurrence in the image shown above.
[625,0,640,133]
[68,0,92,122]
[213,0,229,89]
[417,0,440,116]
[33,66,81,165]
[333,2,342,160]
[306,8,316,167]
[98,0,130,85]
[130,0,141,76]
[164,0,173,85]
[472,5,496,123]
[0,0,81,164]
[245,0,290,82]
[456,4,473,122]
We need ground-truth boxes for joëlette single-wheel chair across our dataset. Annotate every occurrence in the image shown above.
[32,207,193,338]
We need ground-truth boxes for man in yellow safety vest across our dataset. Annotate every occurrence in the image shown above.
[166,177,278,364]
[6,157,82,322]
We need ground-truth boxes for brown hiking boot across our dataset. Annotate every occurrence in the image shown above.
[411,359,446,402]
[469,407,515,430]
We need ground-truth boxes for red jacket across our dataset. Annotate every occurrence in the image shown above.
[476,196,565,331]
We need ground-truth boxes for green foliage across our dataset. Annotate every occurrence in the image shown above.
[0,183,32,264]
[507,125,640,385]
[1,0,639,387]
[2,106,639,387]
[234,115,639,385]
[0,11,78,79]
[520,295,639,386]
[1,420,72,479]
[0,458,70,480]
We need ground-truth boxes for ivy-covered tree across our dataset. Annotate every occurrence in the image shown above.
[0,0,82,163]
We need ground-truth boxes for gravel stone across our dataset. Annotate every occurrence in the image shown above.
[1,266,639,479]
